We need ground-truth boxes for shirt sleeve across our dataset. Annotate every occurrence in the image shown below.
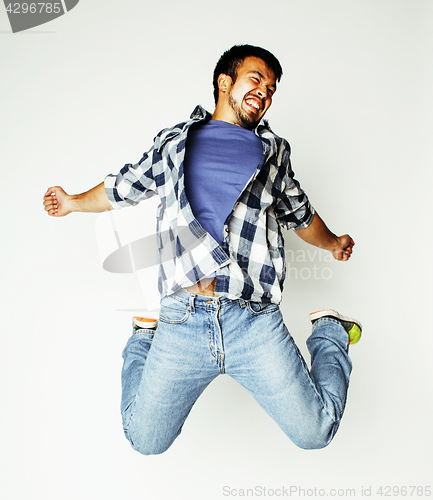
[274,141,315,231]
[104,146,158,210]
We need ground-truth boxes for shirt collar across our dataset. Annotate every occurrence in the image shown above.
[156,105,277,156]
[190,105,212,121]
[190,105,278,157]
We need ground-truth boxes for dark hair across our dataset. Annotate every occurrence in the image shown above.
[213,44,283,104]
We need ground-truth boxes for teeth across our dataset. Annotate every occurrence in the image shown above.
[246,98,260,110]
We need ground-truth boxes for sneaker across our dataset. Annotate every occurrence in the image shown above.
[309,309,362,344]
[132,316,158,331]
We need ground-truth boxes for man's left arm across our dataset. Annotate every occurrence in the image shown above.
[295,212,354,261]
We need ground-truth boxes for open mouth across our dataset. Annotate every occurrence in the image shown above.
[244,96,263,114]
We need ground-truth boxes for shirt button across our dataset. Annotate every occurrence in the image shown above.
[225,228,229,233]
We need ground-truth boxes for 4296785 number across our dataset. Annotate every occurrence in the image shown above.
[5,3,62,14]
[377,486,431,496]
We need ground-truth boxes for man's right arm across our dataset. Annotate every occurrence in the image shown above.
[43,182,112,217]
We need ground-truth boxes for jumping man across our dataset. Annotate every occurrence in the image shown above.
[43,45,362,455]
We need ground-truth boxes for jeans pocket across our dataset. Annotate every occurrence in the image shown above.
[246,301,279,316]
[159,297,190,324]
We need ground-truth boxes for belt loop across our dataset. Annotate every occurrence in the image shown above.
[189,294,196,314]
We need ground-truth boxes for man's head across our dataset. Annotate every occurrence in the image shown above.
[212,45,283,129]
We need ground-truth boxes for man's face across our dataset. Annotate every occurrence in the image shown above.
[224,56,277,129]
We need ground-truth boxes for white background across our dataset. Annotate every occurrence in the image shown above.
[1,1,432,499]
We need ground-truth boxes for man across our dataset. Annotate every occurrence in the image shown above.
[43,45,361,455]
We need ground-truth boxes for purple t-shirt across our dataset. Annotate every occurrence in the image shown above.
[184,120,263,244]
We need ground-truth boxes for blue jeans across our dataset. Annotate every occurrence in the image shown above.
[120,290,353,455]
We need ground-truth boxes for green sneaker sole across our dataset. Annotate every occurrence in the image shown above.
[309,309,362,345]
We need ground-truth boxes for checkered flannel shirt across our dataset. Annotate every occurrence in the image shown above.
[105,105,314,304]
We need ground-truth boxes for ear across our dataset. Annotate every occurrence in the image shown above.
[217,73,232,94]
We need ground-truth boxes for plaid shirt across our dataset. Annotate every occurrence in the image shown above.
[105,105,314,304]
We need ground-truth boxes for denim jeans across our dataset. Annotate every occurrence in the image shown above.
[120,290,353,455]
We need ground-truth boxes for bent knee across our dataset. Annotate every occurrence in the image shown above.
[295,436,332,450]
[124,425,178,456]
[130,439,172,456]
[291,424,339,450]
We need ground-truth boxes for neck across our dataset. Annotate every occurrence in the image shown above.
[211,102,240,126]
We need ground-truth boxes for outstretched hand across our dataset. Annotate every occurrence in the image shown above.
[43,186,72,217]
[332,235,355,261]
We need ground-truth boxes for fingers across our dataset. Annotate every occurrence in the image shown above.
[342,250,351,261]
[44,199,59,216]
[341,236,355,260]
[43,188,59,216]
[334,235,355,261]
